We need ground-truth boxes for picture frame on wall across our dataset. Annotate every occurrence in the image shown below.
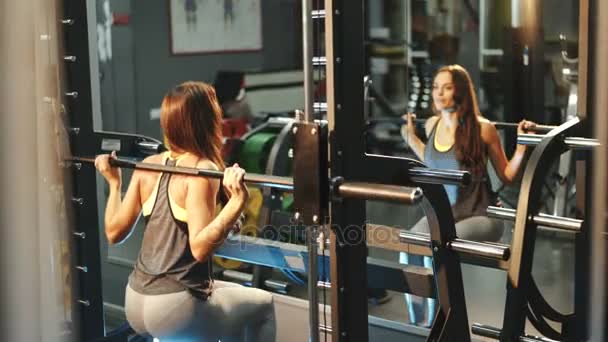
[168,0,262,55]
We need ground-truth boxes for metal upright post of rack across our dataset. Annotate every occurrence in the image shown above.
[323,1,370,341]
[295,1,326,341]
[62,1,105,340]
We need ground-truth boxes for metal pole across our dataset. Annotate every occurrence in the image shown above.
[471,323,501,339]
[479,0,487,70]
[408,167,471,186]
[487,206,582,232]
[303,2,320,335]
[517,134,600,149]
[335,181,423,204]
[302,0,315,123]
[448,240,511,261]
[307,224,320,342]
[398,231,510,261]
[69,157,295,191]
[563,137,601,149]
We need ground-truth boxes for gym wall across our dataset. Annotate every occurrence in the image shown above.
[92,0,304,315]
[96,0,301,139]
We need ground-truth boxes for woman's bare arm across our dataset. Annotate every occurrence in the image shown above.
[95,152,147,244]
[483,122,530,184]
[401,114,437,161]
[186,164,247,262]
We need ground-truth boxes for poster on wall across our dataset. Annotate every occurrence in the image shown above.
[169,0,262,55]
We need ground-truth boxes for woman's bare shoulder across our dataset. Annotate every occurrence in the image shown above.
[477,115,492,124]
[135,153,165,178]
[478,118,499,143]
[182,156,220,190]
[425,115,440,126]
[195,158,220,171]
[424,115,440,136]
[142,153,164,164]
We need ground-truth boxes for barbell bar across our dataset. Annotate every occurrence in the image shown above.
[68,156,424,205]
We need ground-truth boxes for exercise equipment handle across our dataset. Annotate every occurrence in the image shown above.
[517,134,600,149]
[333,180,423,205]
[487,206,582,232]
[398,230,510,261]
[409,167,471,186]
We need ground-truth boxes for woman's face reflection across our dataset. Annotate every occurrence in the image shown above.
[432,71,456,111]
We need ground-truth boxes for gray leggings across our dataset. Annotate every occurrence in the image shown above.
[399,215,505,325]
[125,280,276,342]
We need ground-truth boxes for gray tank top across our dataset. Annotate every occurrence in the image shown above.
[128,158,213,300]
[424,119,497,221]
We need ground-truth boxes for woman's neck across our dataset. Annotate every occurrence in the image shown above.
[168,149,189,159]
[439,109,459,129]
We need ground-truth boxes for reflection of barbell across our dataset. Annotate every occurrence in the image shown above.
[361,79,558,133]
[366,117,557,133]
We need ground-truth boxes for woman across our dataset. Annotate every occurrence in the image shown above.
[400,64,535,326]
[95,81,275,341]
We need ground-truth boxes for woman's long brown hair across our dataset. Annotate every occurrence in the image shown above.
[433,65,485,174]
[160,81,228,202]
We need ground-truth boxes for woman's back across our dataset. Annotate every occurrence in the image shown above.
[129,152,220,299]
[137,153,220,214]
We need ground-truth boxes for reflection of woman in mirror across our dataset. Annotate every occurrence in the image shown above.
[399,65,536,327]
[95,82,276,341]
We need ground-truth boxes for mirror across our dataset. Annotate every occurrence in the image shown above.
[364,0,581,334]
[87,0,583,339]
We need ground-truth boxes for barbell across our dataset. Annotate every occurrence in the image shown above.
[68,156,427,205]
